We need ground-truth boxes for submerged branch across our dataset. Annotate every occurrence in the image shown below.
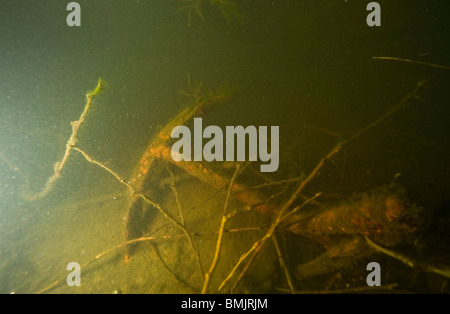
[372,57,450,71]
[22,78,105,201]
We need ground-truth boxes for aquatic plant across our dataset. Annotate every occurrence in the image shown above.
[178,0,241,26]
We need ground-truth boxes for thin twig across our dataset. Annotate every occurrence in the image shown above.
[230,237,264,293]
[272,235,295,293]
[202,164,241,293]
[363,235,414,268]
[281,192,322,222]
[23,78,104,201]
[249,176,303,189]
[373,56,450,71]
[346,80,428,143]
[218,234,270,292]
[74,147,182,227]
[364,235,450,279]
[167,167,204,279]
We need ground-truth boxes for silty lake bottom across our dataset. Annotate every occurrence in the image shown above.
[0,0,449,293]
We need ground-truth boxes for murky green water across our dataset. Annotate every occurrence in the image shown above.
[1,0,449,294]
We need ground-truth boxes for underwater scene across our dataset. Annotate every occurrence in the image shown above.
[0,0,449,294]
